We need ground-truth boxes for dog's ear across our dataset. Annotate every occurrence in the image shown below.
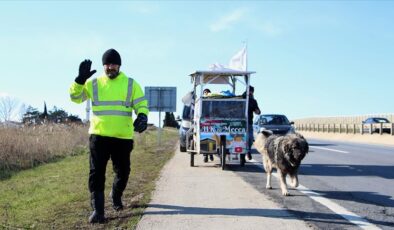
[295,132,305,139]
[304,141,309,153]
[298,138,309,154]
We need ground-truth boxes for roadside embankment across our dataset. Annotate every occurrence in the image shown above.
[299,131,394,147]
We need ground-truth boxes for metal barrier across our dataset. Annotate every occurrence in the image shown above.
[295,123,394,135]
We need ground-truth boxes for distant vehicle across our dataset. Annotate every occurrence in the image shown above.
[362,117,391,134]
[179,105,192,152]
[253,114,295,136]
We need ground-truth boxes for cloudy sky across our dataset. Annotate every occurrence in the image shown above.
[1,1,393,124]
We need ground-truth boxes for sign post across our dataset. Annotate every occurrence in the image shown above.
[85,99,90,123]
[145,87,177,145]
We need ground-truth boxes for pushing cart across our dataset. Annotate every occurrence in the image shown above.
[185,69,256,170]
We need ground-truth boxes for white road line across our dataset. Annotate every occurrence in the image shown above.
[250,161,381,229]
[296,184,381,230]
[310,146,349,153]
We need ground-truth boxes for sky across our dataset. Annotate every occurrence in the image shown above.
[1,1,393,125]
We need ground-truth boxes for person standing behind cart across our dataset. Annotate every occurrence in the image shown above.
[203,88,211,96]
[243,86,260,160]
[202,88,214,162]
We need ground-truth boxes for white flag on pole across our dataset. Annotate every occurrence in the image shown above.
[228,46,247,71]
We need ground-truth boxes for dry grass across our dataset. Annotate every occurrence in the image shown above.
[0,124,88,175]
[0,127,179,229]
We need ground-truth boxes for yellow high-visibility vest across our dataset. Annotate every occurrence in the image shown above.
[69,72,149,139]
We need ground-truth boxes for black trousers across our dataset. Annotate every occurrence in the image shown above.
[89,134,134,193]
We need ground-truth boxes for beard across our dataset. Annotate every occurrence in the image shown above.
[106,69,120,79]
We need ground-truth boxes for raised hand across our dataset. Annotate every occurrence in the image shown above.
[75,59,97,84]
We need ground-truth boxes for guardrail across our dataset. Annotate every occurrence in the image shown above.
[293,114,394,125]
[295,123,394,135]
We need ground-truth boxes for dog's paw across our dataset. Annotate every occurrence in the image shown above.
[290,177,299,188]
[282,191,290,196]
[266,185,272,189]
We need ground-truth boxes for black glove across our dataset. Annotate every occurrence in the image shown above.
[134,114,148,133]
[75,59,97,84]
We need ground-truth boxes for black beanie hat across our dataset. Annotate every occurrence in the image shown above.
[102,48,121,65]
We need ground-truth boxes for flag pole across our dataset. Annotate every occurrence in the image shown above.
[244,41,248,71]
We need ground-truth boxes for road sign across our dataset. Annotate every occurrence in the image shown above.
[145,86,177,145]
[145,87,176,112]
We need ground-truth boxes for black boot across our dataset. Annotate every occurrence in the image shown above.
[203,154,208,163]
[89,191,106,224]
[110,188,124,211]
[247,152,252,160]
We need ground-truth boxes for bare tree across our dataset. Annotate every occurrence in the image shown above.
[0,96,22,122]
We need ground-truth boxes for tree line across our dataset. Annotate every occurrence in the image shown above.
[22,105,82,125]
[0,95,81,124]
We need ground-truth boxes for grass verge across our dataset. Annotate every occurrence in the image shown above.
[0,127,178,229]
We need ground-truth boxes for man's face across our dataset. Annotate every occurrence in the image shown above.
[104,64,120,79]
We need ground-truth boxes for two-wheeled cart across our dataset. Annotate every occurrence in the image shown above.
[185,70,255,170]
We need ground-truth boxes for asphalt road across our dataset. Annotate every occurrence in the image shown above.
[231,139,394,229]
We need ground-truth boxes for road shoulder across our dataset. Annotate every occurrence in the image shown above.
[136,149,311,230]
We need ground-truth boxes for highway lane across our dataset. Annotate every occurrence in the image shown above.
[230,138,394,229]
[304,139,394,207]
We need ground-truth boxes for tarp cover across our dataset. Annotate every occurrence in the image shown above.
[190,68,255,85]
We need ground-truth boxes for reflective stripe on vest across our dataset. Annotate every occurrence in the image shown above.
[93,110,133,116]
[70,92,87,101]
[92,78,134,116]
[125,78,133,107]
[132,96,146,106]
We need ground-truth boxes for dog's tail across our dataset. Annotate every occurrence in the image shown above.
[258,128,273,137]
[254,128,273,152]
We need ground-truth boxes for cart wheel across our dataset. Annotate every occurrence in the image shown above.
[240,154,245,167]
[220,135,226,170]
[190,153,195,167]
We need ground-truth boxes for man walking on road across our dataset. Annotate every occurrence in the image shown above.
[243,85,260,160]
[69,49,149,223]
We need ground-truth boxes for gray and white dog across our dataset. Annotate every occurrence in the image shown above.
[254,129,309,196]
